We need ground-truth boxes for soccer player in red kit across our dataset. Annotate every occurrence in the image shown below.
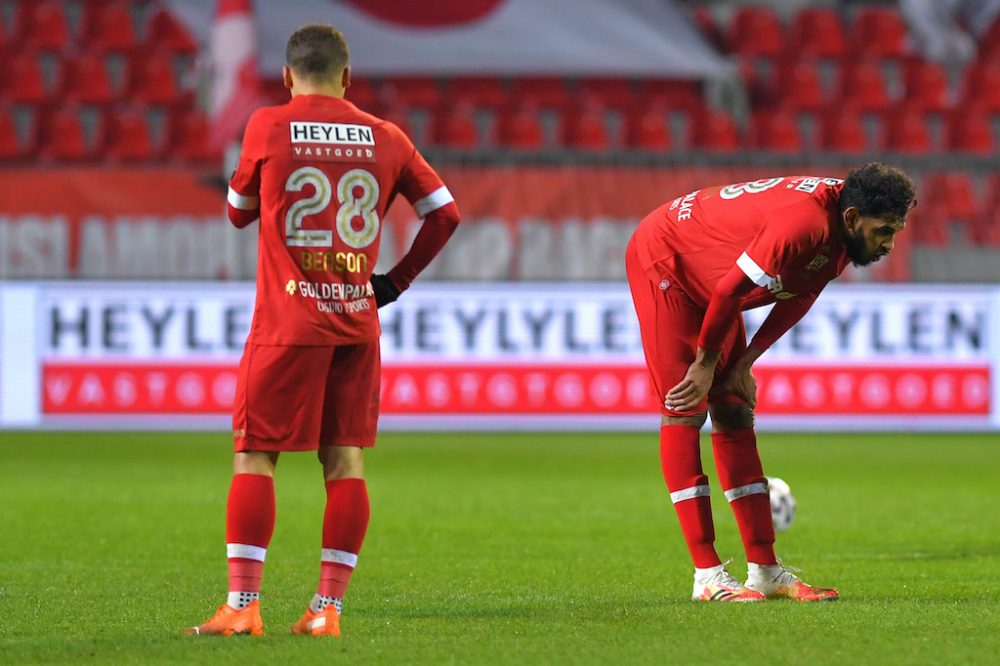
[187,25,460,636]
[626,163,915,602]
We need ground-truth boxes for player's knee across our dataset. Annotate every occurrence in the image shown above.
[319,445,365,480]
[661,412,708,428]
[233,450,279,476]
[708,402,755,431]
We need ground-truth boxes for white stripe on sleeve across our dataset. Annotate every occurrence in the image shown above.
[412,185,454,217]
[227,187,260,210]
[736,251,773,287]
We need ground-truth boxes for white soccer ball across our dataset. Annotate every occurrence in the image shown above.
[767,476,796,532]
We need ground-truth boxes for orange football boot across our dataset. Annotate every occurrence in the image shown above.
[291,605,342,636]
[186,601,264,636]
[692,564,766,602]
[746,565,839,602]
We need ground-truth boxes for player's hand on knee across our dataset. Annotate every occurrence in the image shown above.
[665,362,714,412]
[370,274,401,308]
[718,364,758,408]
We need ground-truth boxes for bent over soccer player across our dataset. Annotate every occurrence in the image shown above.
[625,163,915,602]
[187,25,460,636]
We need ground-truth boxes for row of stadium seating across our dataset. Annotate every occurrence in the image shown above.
[0,1,196,54]
[907,172,1000,247]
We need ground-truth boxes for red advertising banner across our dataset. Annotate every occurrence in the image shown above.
[0,166,911,281]
[42,363,990,416]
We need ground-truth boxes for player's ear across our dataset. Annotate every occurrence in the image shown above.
[843,206,860,232]
[341,65,351,91]
[282,66,294,91]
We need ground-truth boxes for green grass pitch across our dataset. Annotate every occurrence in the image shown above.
[1,431,998,665]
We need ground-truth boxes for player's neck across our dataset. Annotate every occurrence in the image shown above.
[290,84,345,99]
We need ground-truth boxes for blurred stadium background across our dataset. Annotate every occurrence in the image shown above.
[0,0,998,430]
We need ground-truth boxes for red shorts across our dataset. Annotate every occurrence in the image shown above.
[625,239,746,416]
[232,341,380,451]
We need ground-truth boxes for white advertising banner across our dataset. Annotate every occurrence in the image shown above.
[1,282,997,431]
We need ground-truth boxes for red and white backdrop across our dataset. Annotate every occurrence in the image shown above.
[1,281,997,431]
[0,166,912,282]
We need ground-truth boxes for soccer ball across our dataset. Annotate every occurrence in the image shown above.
[767,477,796,532]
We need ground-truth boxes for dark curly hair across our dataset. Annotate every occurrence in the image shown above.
[840,162,917,221]
[286,24,349,81]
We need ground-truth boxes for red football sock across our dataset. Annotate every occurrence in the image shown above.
[318,478,370,599]
[660,425,721,569]
[225,473,276,595]
[711,428,777,565]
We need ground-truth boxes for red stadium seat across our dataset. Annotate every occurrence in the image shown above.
[378,77,441,110]
[106,107,158,162]
[922,172,979,223]
[127,52,187,106]
[447,77,508,110]
[625,102,671,150]
[38,105,100,161]
[345,78,379,112]
[380,105,416,141]
[788,7,846,58]
[577,78,636,112]
[144,8,198,55]
[508,78,573,110]
[497,102,545,149]
[635,80,703,113]
[837,60,891,112]
[62,52,117,105]
[751,108,804,152]
[960,62,1000,112]
[563,98,611,150]
[819,106,867,153]
[0,106,25,159]
[902,58,951,112]
[777,59,826,111]
[169,110,217,163]
[14,0,73,52]
[851,7,909,58]
[883,106,932,154]
[946,109,995,155]
[4,52,57,104]
[972,211,1000,247]
[908,205,949,246]
[692,110,740,150]
[727,6,784,57]
[82,1,137,53]
[433,99,479,149]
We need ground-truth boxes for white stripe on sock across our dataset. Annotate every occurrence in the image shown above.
[227,543,267,561]
[670,484,711,504]
[724,482,769,502]
[321,548,358,568]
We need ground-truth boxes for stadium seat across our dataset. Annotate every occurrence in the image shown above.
[433,99,480,149]
[946,109,995,155]
[788,7,846,59]
[902,58,951,112]
[908,205,950,246]
[691,110,740,150]
[777,59,826,111]
[82,1,138,53]
[62,52,118,105]
[508,78,573,110]
[625,102,671,150]
[0,106,25,159]
[819,106,868,153]
[38,105,99,161]
[923,172,979,223]
[751,108,804,152]
[4,52,57,104]
[960,62,1000,112]
[127,52,187,106]
[378,77,441,110]
[635,80,703,113]
[563,97,611,150]
[837,60,891,112]
[15,0,73,52]
[169,110,216,163]
[577,78,636,112]
[727,6,784,57]
[497,102,545,149]
[379,105,416,141]
[851,6,909,58]
[105,107,158,162]
[345,78,379,112]
[446,77,508,110]
[144,8,198,55]
[883,106,932,154]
